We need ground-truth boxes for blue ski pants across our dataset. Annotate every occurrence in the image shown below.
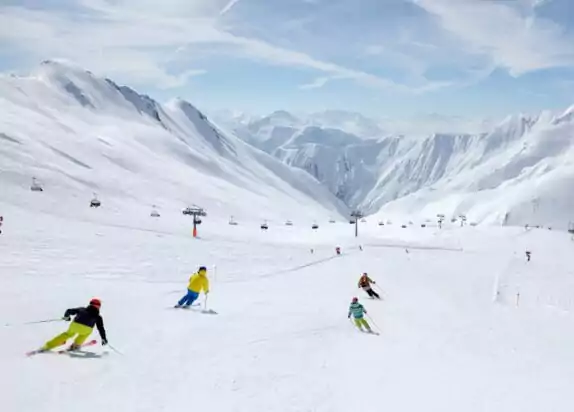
[178,289,199,306]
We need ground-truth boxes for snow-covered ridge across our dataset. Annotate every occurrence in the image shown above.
[3,60,574,229]
[0,61,347,223]
[224,108,574,229]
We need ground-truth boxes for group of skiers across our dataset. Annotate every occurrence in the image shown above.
[35,265,380,353]
[349,272,382,334]
[34,267,211,353]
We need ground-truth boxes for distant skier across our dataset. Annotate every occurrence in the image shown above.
[358,273,380,299]
[336,246,341,255]
[175,266,210,308]
[348,297,373,333]
[39,298,108,352]
[525,251,531,262]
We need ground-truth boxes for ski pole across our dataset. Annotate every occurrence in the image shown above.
[204,294,209,311]
[348,317,357,329]
[107,343,124,356]
[373,285,385,299]
[366,314,382,332]
[4,318,63,327]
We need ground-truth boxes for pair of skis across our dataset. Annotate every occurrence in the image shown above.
[26,339,97,357]
[359,329,380,336]
[173,303,218,315]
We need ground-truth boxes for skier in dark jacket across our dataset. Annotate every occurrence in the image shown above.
[358,273,380,299]
[40,298,108,351]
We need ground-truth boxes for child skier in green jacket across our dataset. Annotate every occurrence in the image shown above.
[348,297,373,333]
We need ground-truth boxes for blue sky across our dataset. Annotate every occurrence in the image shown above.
[1,0,574,129]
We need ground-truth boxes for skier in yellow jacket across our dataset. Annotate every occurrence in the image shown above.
[175,266,210,308]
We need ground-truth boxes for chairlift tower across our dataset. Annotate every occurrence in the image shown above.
[188,206,207,238]
[350,210,363,238]
[90,193,101,208]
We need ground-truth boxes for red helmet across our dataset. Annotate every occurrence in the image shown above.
[89,298,101,308]
[352,297,358,303]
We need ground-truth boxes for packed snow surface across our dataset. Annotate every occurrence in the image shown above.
[1,202,574,412]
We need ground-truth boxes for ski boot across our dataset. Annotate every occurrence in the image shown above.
[67,343,81,352]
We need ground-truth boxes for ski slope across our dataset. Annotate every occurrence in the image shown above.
[2,207,574,412]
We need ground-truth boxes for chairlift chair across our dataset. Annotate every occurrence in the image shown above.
[30,178,43,192]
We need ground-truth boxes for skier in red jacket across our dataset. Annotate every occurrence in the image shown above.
[358,273,380,299]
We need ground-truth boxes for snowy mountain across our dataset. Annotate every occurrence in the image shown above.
[369,112,574,228]
[0,60,347,225]
[2,61,573,230]
[305,110,386,138]
[212,109,385,149]
[223,108,574,229]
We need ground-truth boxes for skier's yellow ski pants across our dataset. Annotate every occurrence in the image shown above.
[42,322,93,350]
[354,318,371,330]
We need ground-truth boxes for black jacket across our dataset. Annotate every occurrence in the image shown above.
[64,305,107,341]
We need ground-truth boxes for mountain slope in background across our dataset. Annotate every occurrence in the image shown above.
[0,60,347,225]
[221,109,574,229]
[3,61,574,230]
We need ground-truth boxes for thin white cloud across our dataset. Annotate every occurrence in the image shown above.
[220,0,242,16]
[0,0,446,93]
[2,0,573,98]
[413,0,574,75]
[298,75,351,90]
[299,77,332,90]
